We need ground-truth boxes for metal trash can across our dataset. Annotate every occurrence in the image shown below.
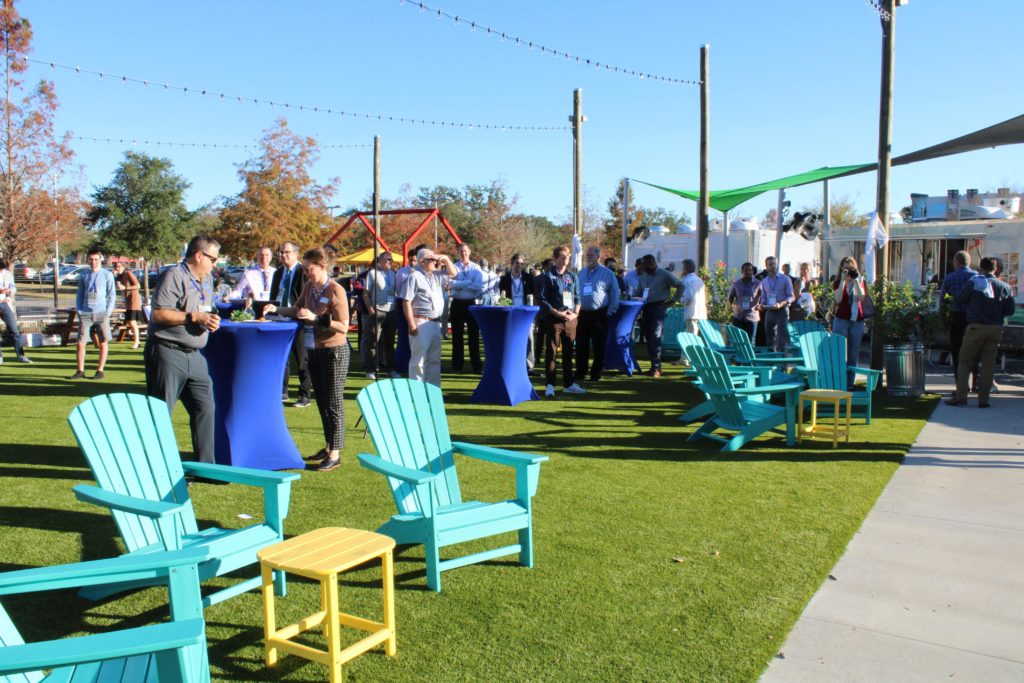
[883,342,926,397]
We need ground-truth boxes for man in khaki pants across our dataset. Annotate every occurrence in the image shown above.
[945,256,1015,408]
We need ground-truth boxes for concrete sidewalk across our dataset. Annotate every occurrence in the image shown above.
[761,375,1024,682]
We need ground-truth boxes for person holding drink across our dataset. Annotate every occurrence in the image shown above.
[264,247,350,472]
[114,261,144,349]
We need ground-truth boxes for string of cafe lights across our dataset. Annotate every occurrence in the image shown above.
[27,58,568,132]
[399,0,700,86]
[865,0,891,21]
[72,135,373,151]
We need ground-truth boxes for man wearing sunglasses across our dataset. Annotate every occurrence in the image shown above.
[145,235,221,464]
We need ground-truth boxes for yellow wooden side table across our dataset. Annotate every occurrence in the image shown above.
[258,527,397,682]
[798,389,853,448]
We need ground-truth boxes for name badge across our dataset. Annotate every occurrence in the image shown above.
[87,292,99,307]
[767,295,777,306]
[642,287,650,303]
[304,325,315,349]
[582,284,594,297]
[513,295,524,306]
[202,304,214,313]
[386,294,395,305]
[562,290,574,308]
[257,290,269,301]
[319,296,330,305]
[741,296,751,311]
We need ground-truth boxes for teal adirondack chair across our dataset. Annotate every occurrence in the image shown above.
[726,325,804,367]
[796,331,882,424]
[677,332,779,423]
[67,393,300,608]
[0,548,209,682]
[683,345,803,452]
[696,319,735,358]
[356,379,548,592]
[787,319,824,345]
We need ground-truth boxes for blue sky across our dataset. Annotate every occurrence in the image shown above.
[22,0,1024,226]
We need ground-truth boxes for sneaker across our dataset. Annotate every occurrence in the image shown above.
[314,456,341,472]
[69,370,85,380]
[564,383,586,395]
[93,370,105,380]
[293,397,312,408]
[16,355,32,364]
[304,448,329,462]
[365,372,377,380]
[132,341,140,350]
[648,369,663,378]
[544,384,555,398]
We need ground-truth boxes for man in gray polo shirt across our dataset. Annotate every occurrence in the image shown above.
[144,235,221,464]
[401,248,456,388]
[361,251,396,380]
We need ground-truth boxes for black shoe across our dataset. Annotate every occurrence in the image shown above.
[944,398,967,407]
[304,448,328,462]
[293,397,312,408]
[978,401,991,408]
[69,370,85,380]
[93,370,105,380]
[313,456,340,472]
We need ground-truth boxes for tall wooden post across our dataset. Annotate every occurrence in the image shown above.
[372,135,381,360]
[571,89,584,237]
[821,179,831,283]
[875,0,895,283]
[621,177,630,263]
[697,45,710,271]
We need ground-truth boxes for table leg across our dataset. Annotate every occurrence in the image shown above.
[321,578,331,639]
[62,310,76,346]
[261,563,278,667]
[383,549,397,657]
[797,397,804,443]
[831,399,839,449]
[810,398,818,432]
[325,573,342,683]
[785,389,796,445]
[845,397,852,444]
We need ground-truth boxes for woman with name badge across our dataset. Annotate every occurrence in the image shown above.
[264,247,350,472]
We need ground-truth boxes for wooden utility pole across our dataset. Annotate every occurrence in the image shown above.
[697,45,710,270]
[621,177,630,263]
[571,89,584,237]
[821,178,831,283]
[874,0,896,283]
[373,136,381,262]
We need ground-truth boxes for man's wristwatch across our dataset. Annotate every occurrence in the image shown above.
[185,311,193,325]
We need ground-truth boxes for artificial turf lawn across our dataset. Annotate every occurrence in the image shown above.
[0,342,937,681]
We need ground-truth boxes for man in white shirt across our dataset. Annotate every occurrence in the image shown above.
[448,243,484,373]
[361,251,397,379]
[233,246,276,304]
[680,259,707,334]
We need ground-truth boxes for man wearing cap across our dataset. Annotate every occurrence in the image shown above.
[145,235,221,463]
[401,248,455,387]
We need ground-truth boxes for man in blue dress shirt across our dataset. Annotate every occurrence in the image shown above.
[939,250,978,391]
[758,256,794,352]
[575,246,620,383]
[449,243,484,373]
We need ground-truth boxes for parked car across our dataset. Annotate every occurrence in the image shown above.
[40,264,89,284]
[12,262,36,279]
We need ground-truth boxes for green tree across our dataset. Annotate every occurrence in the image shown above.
[804,194,866,228]
[88,151,196,260]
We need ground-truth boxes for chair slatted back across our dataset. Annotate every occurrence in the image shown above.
[677,331,705,365]
[724,325,758,364]
[788,319,824,344]
[798,331,847,391]
[68,394,198,552]
[686,346,746,427]
[357,379,462,515]
[696,320,728,353]
[0,603,43,683]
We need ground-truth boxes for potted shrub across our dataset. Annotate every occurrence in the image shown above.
[869,277,941,397]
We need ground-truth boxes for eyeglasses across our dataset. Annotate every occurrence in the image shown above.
[278,249,294,254]
[199,252,218,263]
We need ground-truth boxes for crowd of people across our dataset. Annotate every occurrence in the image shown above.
[1,237,1017,473]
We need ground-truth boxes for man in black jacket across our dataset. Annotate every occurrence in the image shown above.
[499,253,536,371]
[269,241,311,407]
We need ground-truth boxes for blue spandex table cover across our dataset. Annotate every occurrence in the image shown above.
[200,320,303,470]
[469,305,540,406]
[603,301,643,375]
[214,299,246,316]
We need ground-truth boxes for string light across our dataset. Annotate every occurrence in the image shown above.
[28,58,568,132]
[71,135,373,151]
[401,1,700,86]
[866,0,891,21]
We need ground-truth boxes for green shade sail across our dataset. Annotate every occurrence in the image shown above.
[633,163,876,213]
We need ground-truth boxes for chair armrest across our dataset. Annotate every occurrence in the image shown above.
[73,484,185,519]
[732,382,803,397]
[357,453,441,485]
[182,462,300,486]
[851,366,882,377]
[0,548,209,596]
[0,618,204,676]
[451,441,549,467]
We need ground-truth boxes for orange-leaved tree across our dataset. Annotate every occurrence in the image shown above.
[216,118,339,260]
[0,0,84,263]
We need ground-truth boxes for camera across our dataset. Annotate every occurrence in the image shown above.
[847,268,859,279]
